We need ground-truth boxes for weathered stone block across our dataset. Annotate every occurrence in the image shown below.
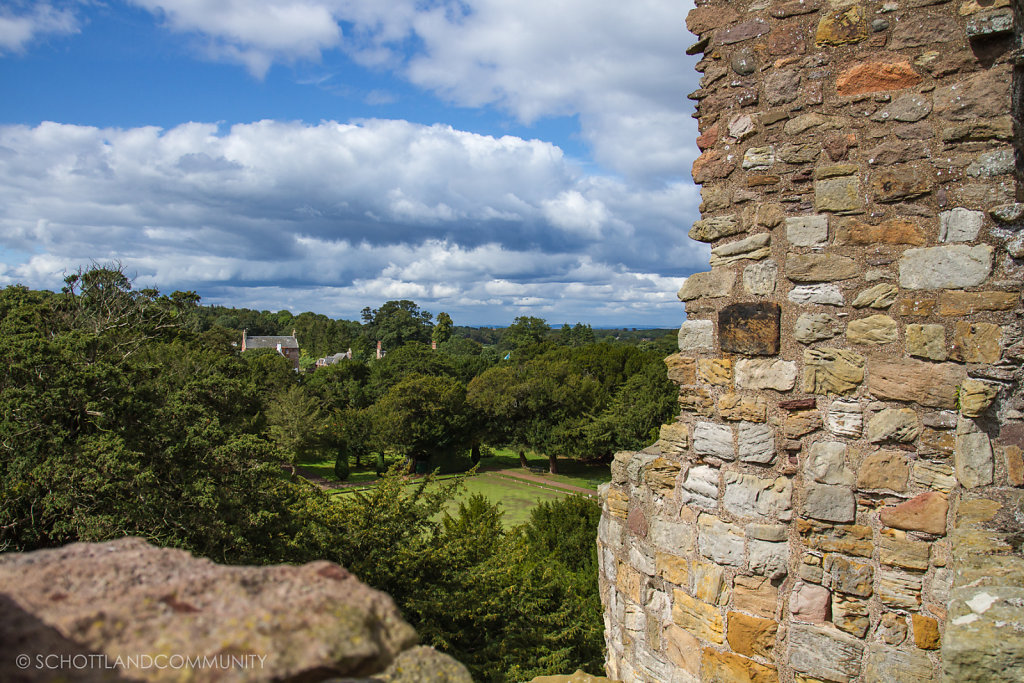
[698,358,733,386]
[681,464,720,509]
[824,554,873,598]
[701,648,778,683]
[694,422,735,460]
[832,593,870,638]
[787,253,859,283]
[878,569,922,609]
[656,552,689,586]
[678,320,714,351]
[650,519,696,554]
[735,358,797,392]
[679,387,715,416]
[806,441,854,486]
[858,450,909,492]
[743,146,777,170]
[835,217,926,245]
[816,6,868,45]
[697,515,745,567]
[827,399,863,438]
[937,291,1018,316]
[959,379,998,418]
[665,354,696,384]
[723,471,793,521]
[943,586,1024,683]
[864,644,935,682]
[743,260,778,296]
[912,614,941,650]
[784,410,823,439]
[795,313,839,343]
[719,302,781,356]
[880,491,948,536]
[671,589,724,644]
[803,482,856,523]
[738,421,777,464]
[727,612,779,662]
[866,408,921,443]
[748,539,789,580]
[913,460,957,493]
[955,429,994,488]
[879,528,931,571]
[933,65,1011,121]
[720,393,769,423]
[789,284,845,306]
[836,58,922,97]
[814,175,862,213]
[870,166,932,202]
[791,581,831,624]
[871,93,932,123]
[733,575,778,619]
[851,283,898,309]
[940,208,985,242]
[786,215,829,247]
[899,245,994,290]
[691,560,730,605]
[678,269,735,301]
[951,322,1002,364]
[846,314,898,345]
[710,233,772,267]
[789,623,864,681]
[804,348,866,396]
[907,324,947,361]
[689,215,744,243]
[665,624,701,676]
[867,358,964,409]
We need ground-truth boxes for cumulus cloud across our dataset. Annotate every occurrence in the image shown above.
[0,119,704,325]
[123,0,701,181]
[0,3,78,54]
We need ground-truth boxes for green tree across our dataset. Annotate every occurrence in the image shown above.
[432,311,453,345]
[265,385,323,475]
[503,315,551,350]
[361,300,432,352]
[371,374,474,471]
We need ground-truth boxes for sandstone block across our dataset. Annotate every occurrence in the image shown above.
[789,284,845,306]
[779,142,820,163]
[940,208,985,242]
[656,552,689,586]
[907,324,947,361]
[650,519,696,555]
[784,410,823,439]
[866,408,921,443]
[671,589,724,644]
[698,515,745,567]
[951,322,1002,364]
[748,539,789,580]
[680,388,714,415]
[879,612,909,645]
[899,244,994,290]
[770,22,808,56]
[827,399,863,438]
[727,612,779,661]
[720,393,769,422]
[743,260,778,296]
[691,560,730,605]
[787,253,859,283]
[719,302,781,356]
[832,593,870,638]
[678,269,736,301]
[803,482,856,522]
[824,554,874,598]
[867,357,964,409]
[701,649,779,683]
[890,13,958,48]
[734,575,778,619]
[710,233,772,267]
[679,320,714,351]
[913,460,957,493]
[814,175,862,213]
[858,450,909,492]
[804,348,866,396]
[912,614,941,650]
[694,421,735,460]
[836,58,922,97]
[815,6,868,46]
[681,464,721,509]
[714,19,770,45]
[785,112,847,136]
[871,93,932,122]
[870,166,932,202]
[863,644,935,682]
[738,421,777,463]
[937,290,1018,316]
[835,217,927,245]
[606,488,629,520]
[933,65,1012,121]
[943,586,1024,683]
[955,429,994,488]
[806,441,854,486]
[724,471,793,521]
[878,569,922,609]
[846,314,898,345]
[879,528,931,571]
[959,379,998,417]
[743,146,777,170]
[735,358,797,391]
[789,623,865,681]
[851,283,898,309]
[665,624,701,676]
[665,354,697,384]
[795,313,840,343]
[786,215,829,247]
[880,491,948,535]
[692,149,737,184]
[659,422,690,455]
[791,581,831,624]
[698,358,733,385]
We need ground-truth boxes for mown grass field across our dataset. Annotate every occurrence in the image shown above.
[299,447,610,528]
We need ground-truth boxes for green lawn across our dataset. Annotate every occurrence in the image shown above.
[478,447,611,492]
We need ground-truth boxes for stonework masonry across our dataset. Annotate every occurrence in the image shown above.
[598,1,1024,681]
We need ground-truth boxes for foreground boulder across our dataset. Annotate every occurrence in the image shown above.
[0,538,471,682]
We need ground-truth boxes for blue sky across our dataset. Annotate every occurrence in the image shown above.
[0,0,704,327]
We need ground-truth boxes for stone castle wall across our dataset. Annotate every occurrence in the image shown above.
[597,1,1024,681]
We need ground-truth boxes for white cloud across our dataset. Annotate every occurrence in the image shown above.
[0,119,703,325]
[0,3,78,54]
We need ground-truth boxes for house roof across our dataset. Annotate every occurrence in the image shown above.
[245,335,299,350]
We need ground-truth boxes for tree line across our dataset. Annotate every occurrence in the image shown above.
[0,266,678,680]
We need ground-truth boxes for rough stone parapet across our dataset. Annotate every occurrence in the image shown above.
[599,1,1024,681]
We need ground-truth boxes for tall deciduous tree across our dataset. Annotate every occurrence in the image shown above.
[432,311,453,345]
[360,300,432,352]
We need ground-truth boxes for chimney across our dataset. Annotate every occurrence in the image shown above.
[376,340,382,359]
[432,340,437,350]
[242,329,247,351]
